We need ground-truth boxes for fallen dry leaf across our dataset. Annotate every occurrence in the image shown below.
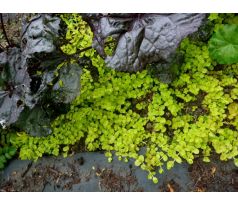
[211,166,216,176]
[196,187,206,192]
[167,183,175,192]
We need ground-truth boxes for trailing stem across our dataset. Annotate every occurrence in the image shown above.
[0,13,11,47]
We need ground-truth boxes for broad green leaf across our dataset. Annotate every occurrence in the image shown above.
[209,25,238,64]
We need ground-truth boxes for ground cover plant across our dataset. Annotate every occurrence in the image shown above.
[0,13,238,184]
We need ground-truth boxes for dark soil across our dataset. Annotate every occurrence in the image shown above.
[0,158,83,191]
[188,156,238,192]
[158,156,238,192]
[0,153,237,192]
[159,179,180,192]
[183,91,209,120]
[132,92,154,117]
[0,153,145,192]
[96,168,142,192]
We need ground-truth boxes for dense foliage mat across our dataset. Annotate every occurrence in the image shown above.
[1,14,238,184]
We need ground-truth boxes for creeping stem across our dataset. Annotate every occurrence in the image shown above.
[0,13,11,47]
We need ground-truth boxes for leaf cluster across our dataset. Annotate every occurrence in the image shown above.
[0,14,83,136]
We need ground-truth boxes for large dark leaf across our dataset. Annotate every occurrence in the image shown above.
[21,14,61,57]
[52,63,82,104]
[0,48,31,127]
[83,14,206,72]
[15,106,52,136]
[0,14,69,132]
[20,14,63,108]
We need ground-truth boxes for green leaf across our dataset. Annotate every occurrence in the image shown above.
[152,177,158,184]
[203,157,211,163]
[59,80,64,87]
[135,155,144,166]
[5,153,12,160]
[63,146,69,152]
[234,158,238,167]
[174,156,182,163]
[8,147,17,156]
[159,167,164,174]
[208,13,219,21]
[209,25,238,64]
[0,161,5,169]
[147,173,154,180]
[52,148,59,156]
[140,164,147,170]
[0,155,6,164]
[228,102,238,120]
[167,161,174,170]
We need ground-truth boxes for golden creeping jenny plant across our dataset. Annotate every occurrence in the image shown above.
[4,14,238,183]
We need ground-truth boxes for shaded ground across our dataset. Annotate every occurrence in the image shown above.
[0,153,145,192]
[0,153,237,192]
[188,156,238,192]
